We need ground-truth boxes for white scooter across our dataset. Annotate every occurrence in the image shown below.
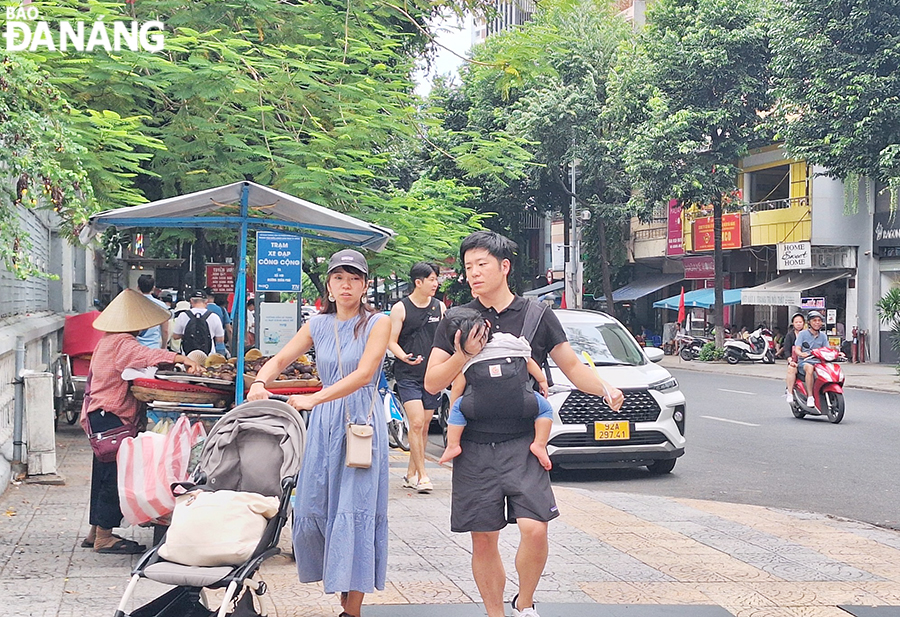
[723,328,775,364]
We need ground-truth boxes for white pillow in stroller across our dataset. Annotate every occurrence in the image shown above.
[159,490,280,567]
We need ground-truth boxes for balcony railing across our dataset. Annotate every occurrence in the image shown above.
[744,196,809,213]
[633,226,667,241]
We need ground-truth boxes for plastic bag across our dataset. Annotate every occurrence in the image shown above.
[117,415,206,526]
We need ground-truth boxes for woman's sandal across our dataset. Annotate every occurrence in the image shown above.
[81,533,128,548]
[95,538,147,554]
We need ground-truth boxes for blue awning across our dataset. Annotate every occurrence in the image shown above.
[595,273,683,303]
[653,288,745,310]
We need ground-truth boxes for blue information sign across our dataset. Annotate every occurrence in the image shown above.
[256,231,302,292]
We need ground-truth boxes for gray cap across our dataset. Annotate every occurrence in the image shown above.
[327,249,368,276]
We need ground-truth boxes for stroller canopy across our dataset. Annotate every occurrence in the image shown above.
[198,399,306,497]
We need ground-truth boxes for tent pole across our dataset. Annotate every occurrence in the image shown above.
[234,184,250,404]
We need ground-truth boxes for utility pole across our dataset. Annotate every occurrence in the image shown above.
[566,155,583,309]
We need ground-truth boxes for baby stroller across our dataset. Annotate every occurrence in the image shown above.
[113,399,306,617]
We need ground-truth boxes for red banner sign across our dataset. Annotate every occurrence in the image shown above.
[683,256,715,280]
[205,263,235,293]
[666,199,684,256]
[692,213,741,252]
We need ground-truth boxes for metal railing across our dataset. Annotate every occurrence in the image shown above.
[744,196,809,213]
[633,226,667,241]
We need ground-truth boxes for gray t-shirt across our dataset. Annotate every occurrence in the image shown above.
[794,329,827,360]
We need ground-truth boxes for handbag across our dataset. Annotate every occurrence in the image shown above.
[158,489,279,567]
[334,319,380,469]
[90,422,138,463]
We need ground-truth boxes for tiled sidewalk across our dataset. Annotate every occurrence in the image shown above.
[3,424,900,617]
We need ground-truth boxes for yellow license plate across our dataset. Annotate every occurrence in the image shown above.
[594,421,630,441]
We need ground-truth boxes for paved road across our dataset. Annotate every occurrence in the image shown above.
[531,369,900,531]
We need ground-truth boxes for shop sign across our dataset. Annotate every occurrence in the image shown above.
[740,289,801,306]
[256,231,302,292]
[205,263,235,294]
[683,256,714,279]
[692,213,741,252]
[826,309,837,324]
[800,296,826,310]
[777,242,811,270]
[666,199,684,256]
[874,211,900,253]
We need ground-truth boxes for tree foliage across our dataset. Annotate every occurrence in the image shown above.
[607,0,772,344]
[771,0,900,212]
[0,53,162,278]
[422,0,637,299]
[8,0,493,284]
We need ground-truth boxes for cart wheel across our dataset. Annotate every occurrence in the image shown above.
[53,357,78,425]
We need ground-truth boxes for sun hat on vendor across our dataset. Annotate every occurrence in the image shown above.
[92,289,172,333]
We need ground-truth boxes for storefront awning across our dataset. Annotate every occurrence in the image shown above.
[653,288,744,310]
[596,273,683,303]
[741,270,852,306]
[523,281,564,297]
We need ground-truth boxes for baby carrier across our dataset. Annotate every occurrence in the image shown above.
[112,399,306,617]
[456,301,547,441]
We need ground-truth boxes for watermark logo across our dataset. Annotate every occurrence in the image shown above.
[4,3,165,52]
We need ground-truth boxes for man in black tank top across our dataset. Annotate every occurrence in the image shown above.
[388,262,445,493]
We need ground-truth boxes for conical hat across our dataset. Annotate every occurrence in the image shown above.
[93,289,172,333]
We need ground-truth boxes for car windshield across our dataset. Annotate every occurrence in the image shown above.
[555,321,646,367]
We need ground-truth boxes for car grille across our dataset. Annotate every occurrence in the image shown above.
[549,430,669,448]
[557,389,661,424]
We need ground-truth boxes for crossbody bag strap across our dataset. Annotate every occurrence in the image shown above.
[334,317,378,427]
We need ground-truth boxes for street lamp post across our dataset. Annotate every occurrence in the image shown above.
[566,156,583,309]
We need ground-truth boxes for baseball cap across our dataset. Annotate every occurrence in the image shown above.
[327,249,368,276]
[190,289,207,299]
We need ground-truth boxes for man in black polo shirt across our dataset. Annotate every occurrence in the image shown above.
[425,231,624,617]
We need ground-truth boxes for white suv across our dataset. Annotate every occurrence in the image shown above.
[545,309,686,474]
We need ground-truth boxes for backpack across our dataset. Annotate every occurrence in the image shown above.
[181,311,212,355]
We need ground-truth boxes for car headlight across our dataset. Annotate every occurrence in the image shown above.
[649,377,678,392]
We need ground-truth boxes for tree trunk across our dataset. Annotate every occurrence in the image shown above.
[713,195,725,349]
[597,217,616,320]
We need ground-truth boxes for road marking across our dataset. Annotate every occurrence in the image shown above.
[701,415,760,427]
[718,388,755,395]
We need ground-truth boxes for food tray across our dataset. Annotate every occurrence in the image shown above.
[133,378,230,393]
[243,374,322,390]
[132,378,232,406]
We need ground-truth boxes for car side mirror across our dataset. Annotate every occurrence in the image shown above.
[645,347,664,363]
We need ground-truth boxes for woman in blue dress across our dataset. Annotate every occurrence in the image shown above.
[248,249,391,617]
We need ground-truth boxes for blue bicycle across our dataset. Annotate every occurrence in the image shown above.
[378,369,409,451]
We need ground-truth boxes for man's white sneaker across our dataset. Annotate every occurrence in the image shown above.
[401,475,418,489]
[806,395,816,408]
[511,594,540,617]
[785,391,793,403]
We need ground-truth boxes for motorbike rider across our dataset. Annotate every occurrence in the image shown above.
[783,312,805,402]
[794,310,827,408]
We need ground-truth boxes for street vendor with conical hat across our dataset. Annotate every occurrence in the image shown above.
[80,289,204,554]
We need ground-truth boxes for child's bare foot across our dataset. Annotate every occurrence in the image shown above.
[530,442,552,470]
[439,444,462,465]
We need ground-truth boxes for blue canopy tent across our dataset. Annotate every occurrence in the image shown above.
[653,288,744,310]
[80,180,395,403]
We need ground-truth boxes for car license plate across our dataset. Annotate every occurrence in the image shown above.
[594,421,630,441]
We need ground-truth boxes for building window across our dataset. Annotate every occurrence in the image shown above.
[747,164,790,205]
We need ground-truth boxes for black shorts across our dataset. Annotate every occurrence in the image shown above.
[396,379,441,409]
[450,434,559,533]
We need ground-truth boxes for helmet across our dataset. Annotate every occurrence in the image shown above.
[790,312,805,323]
[806,310,824,321]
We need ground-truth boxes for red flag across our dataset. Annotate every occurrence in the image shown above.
[677,286,686,325]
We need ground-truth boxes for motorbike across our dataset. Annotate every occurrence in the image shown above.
[723,328,775,364]
[679,334,711,361]
[789,347,845,423]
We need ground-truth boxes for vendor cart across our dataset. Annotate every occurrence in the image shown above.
[52,310,104,425]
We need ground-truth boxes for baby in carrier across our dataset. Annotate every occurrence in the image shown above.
[438,307,554,470]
